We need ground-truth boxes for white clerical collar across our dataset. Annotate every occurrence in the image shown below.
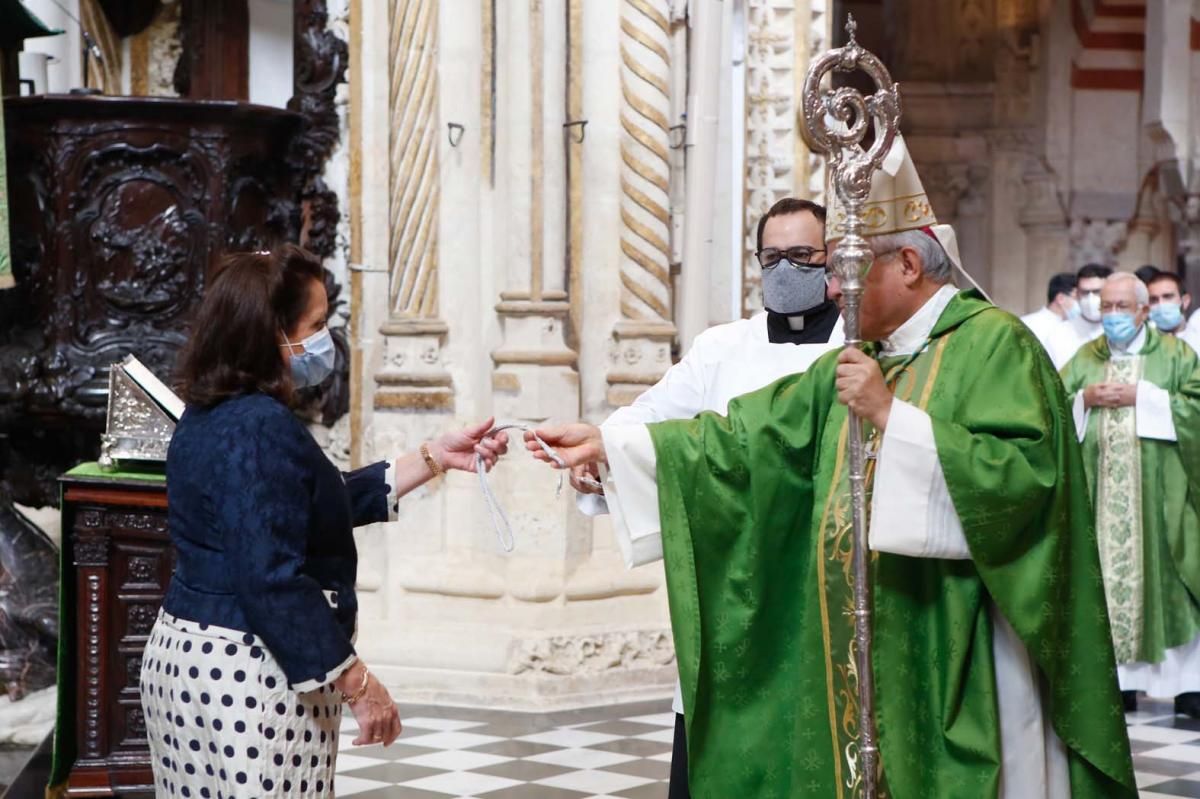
[1108,324,1147,358]
[880,285,960,357]
[787,315,805,331]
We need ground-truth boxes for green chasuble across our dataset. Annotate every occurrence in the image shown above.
[649,291,1136,799]
[1059,328,1200,665]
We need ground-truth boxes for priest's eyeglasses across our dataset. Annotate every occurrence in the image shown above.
[756,247,826,270]
[1100,300,1140,313]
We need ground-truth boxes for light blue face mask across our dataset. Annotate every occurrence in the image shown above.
[1065,301,1082,322]
[1101,313,1140,347]
[282,327,336,388]
[1150,302,1184,332]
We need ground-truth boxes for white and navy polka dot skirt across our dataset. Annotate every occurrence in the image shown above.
[139,609,342,798]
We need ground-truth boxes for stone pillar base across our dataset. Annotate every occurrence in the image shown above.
[606,320,676,407]
[360,616,677,711]
[491,296,579,421]
[375,319,454,411]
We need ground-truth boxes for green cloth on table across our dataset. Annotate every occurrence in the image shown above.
[48,463,166,789]
[649,291,1137,798]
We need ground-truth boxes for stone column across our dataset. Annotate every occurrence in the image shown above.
[374,0,454,413]
[741,0,830,316]
[1019,161,1071,313]
[490,0,579,425]
[607,0,676,406]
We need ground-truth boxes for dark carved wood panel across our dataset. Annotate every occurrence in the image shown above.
[62,475,171,797]
[289,0,347,260]
[0,96,301,438]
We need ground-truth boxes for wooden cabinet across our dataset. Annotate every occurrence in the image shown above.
[60,469,170,798]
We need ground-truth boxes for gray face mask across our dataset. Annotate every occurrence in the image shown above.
[762,261,828,315]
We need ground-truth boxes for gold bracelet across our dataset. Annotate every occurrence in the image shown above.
[420,442,444,477]
[342,666,370,706]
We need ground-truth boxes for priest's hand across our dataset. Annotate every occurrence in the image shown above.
[1083,382,1136,409]
[1109,383,1137,407]
[525,424,606,468]
[430,417,509,473]
[836,348,893,430]
[570,463,605,495]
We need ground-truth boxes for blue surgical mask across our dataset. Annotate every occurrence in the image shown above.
[1150,302,1184,332]
[1101,313,1140,347]
[283,327,336,388]
[1065,300,1082,321]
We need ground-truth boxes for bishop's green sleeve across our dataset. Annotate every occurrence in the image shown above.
[647,356,833,798]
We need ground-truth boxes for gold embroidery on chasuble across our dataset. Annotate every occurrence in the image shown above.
[815,335,951,799]
[1096,356,1144,664]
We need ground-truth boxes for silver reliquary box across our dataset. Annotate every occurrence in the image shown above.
[98,355,186,470]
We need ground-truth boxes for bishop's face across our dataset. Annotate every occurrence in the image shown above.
[857,249,909,342]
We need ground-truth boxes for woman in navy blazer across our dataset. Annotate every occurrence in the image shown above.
[139,246,507,798]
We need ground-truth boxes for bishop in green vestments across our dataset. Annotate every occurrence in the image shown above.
[528,222,1136,796]
[1060,272,1200,717]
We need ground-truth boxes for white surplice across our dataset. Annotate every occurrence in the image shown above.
[601,286,1070,799]
[581,311,844,713]
[1065,325,1200,696]
[1167,318,1200,356]
[1019,306,1064,358]
[1047,315,1104,370]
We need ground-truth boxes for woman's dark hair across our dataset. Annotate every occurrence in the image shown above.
[177,245,324,407]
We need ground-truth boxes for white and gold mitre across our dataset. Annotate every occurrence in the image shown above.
[825,134,963,273]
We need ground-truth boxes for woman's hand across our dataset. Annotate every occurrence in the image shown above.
[335,659,402,747]
[430,417,509,473]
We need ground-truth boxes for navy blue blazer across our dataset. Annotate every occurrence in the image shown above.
[162,392,391,689]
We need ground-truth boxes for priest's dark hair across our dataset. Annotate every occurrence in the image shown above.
[1147,270,1187,296]
[1046,272,1076,305]
[755,197,827,253]
[1134,264,1162,286]
[177,245,324,408]
[1077,263,1113,281]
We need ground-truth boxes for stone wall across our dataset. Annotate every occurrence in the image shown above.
[340,0,831,710]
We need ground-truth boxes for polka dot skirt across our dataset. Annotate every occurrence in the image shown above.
[140,610,342,798]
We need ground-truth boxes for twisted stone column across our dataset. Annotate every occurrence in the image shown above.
[608,0,676,406]
[376,0,453,411]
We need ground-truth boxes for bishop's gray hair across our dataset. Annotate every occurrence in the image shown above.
[1106,271,1150,306]
[868,229,952,284]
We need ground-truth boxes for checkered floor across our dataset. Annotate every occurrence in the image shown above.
[330,697,1200,798]
[1130,700,1200,798]
[333,699,675,798]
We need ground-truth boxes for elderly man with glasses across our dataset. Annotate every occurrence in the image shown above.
[1060,272,1200,719]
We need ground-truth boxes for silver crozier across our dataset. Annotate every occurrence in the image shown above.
[799,15,901,799]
